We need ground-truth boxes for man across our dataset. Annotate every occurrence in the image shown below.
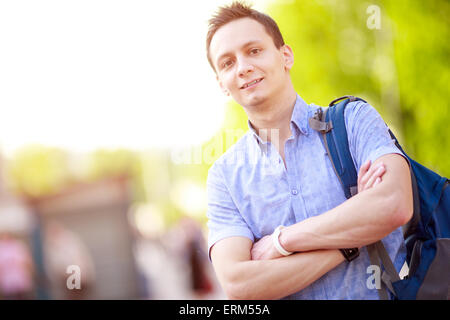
[205,2,413,299]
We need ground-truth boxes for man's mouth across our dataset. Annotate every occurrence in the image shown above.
[240,77,264,89]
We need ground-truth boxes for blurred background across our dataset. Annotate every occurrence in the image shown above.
[0,0,448,299]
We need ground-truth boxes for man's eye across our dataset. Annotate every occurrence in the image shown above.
[222,60,233,69]
[250,48,261,55]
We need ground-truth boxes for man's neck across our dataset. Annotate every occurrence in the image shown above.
[246,89,297,143]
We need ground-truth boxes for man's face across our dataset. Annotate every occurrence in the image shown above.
[209,18,293,109]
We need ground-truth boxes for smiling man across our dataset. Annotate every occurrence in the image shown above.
[205,2,413,300]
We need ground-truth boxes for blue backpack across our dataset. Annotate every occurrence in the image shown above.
[309,96,450,300]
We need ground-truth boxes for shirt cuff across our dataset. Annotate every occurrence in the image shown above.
[367,146,407,167]
[207,226,254,261]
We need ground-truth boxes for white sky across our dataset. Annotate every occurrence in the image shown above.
[0,0,270,156]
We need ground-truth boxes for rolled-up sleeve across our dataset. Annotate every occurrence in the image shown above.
[345,101,406,172]
[206,163,254,260]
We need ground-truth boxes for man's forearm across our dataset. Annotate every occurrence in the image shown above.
[280,188,395,252]
[281,176,412,253]
[279,154,413,253]
[224,249,344,300]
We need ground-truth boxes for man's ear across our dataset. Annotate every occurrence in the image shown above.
[217,75,230,96]
[281,44,294,71]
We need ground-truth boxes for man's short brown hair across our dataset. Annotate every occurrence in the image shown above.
[206,1,285,71]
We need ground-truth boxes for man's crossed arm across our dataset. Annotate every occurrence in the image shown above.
[211,153,413,299]
[211,236,344,300]
[251,153,413,260]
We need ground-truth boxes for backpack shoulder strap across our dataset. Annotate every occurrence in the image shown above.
[309,95,366,199]
[309,95,401,300]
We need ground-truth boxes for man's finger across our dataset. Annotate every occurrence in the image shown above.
[358,159,371,186]
[364,165,385,190]
[251,248,259,260]
[373,177,381,187]
[360,162,384,187]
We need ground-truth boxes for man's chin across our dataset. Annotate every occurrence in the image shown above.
[239,94,267,109]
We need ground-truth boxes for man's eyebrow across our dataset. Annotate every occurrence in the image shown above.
[216,40,262,66]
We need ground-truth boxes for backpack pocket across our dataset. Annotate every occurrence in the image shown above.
[392,238,450,299]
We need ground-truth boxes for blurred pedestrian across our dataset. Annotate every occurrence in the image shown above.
[0,232,34,299]
[43,221,95,299]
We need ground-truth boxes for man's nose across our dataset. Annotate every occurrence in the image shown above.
[237,57,254,77]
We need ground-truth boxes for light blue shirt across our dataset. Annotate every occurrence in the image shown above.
[206,94,406,299]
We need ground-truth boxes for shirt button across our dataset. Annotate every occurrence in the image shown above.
[291,189,298,195]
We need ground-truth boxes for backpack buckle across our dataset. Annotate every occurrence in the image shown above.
[309,108,333,133]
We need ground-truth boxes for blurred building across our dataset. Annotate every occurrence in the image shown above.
[27,175,141,299]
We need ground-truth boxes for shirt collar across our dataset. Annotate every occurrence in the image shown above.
[290,94,309,136]
[247,94,309,147]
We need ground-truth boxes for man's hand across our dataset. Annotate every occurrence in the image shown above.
[251,234,284,260]
[358,159,385,193]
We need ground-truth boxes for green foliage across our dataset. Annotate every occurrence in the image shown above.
[7,144,71,197]
[383,0,450,174]
[265,0,449,176]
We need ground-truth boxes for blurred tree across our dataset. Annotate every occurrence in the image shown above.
[86,149,146,202]
[7,145,71,197]
[382,0,449,175]
[263,0,449,176]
